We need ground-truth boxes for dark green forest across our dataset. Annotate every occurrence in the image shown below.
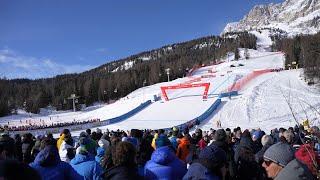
[273,32,320,81]
[0,32,258,117]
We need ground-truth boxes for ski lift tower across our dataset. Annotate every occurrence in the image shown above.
[68,94,79,112]
[165,68,170,82]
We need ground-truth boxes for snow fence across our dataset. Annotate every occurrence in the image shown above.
[10,100,152,136]
[228,69,273,91]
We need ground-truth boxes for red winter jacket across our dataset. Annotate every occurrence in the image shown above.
[295,144,320,176]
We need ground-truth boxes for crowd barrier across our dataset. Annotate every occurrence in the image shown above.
[10,100,152,136]
[227,69,274,91]
[219,91,238,98]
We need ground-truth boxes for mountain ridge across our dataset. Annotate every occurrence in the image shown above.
[223,0,320,36]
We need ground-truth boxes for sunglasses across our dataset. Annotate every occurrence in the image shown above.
[263,159,273,166]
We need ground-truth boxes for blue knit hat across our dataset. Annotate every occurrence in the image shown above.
[252,130,264,140]
[155,134,171,148]
[263,142,295,167]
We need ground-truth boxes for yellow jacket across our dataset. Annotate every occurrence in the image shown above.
[57,134,65,150]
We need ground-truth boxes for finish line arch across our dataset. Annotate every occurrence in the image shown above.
[160,82,210,101]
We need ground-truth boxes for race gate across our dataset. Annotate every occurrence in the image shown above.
[160,82,210,101]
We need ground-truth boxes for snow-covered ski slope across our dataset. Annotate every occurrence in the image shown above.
[198,69,320,132]
[65,50,286,134]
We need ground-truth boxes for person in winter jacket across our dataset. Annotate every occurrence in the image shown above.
[95,147,105,165]
[22,133,34,163]
[103,141,142,180]
[70,137,103,180]
[176,135,191,162]
[234,130,263,180]
[262,142,314,180]
[59,135,75,163]
[183,145,227,180]
[198,135,209,150]
[211,129,236,179]
[29,145,82,180]
[295,143,320,176]
[144,135,187,180]
[252,130,264,151]
[169,130,179,150]
[57,129,71,150]
[14,134,23,162]
[255,135,274,164]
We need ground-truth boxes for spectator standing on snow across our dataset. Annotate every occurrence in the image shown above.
[70,137,103,180]
[144,134,187,180]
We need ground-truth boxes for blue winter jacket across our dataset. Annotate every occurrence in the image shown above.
[144,146,187,180]
[95,147,105,164]
[29,145,82,180]
[183,162,220,180]
[70,153,103,180]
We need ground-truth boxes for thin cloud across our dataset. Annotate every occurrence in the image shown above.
[96,48,108,53]
[0,48,96,79]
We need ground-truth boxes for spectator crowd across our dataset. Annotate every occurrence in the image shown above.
[0,118,101,132]
[0,123,319,179]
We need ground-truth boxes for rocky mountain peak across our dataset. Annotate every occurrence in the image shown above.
[222,0,320,36]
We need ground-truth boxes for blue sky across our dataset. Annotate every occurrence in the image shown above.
[0,0,284,79]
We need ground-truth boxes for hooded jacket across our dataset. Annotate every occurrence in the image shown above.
[183,162,219,180]
[144,146,187,180]
[29,145,82,180]
[275,159,315,180]
[95,147,105,164]
[295,144,320,176]
[70,153,103,180]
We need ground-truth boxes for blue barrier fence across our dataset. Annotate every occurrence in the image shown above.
[219,91,238,98]
[101,100,152,125]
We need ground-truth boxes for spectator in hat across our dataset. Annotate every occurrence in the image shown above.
[252,130,264,151]
[57,129,70,151]
[262,142,314,179]
[183,145,227,180]
[255,135,274,164]
[59,134,75,163]
[144,134,187,180]
[70,137,103,180]
[30,145,82,180]
[234,129,262,179]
